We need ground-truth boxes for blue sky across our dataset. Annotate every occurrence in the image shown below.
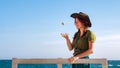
[0,0,120,60]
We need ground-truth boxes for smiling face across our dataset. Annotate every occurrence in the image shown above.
[74,18,85,29]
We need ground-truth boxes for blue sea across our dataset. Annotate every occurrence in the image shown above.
[0,60,120,68]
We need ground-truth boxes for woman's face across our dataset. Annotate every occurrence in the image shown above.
[74,18,84,29]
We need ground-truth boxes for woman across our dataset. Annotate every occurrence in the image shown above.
[61,12,96,68]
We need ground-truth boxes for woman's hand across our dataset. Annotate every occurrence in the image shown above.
[61,33,73,51]
[68,56,79,63]
[61,33,69,40]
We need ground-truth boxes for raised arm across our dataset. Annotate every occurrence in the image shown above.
[61,33,73,51]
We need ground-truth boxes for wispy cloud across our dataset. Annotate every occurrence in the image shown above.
[91,33,120,60]
[97,34,120,42]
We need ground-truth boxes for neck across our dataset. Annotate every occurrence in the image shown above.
[79,27,87,37]
[80,27,87,33]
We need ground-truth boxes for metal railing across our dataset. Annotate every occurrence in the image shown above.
[12,58,108,68]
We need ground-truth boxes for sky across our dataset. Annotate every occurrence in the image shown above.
[0,0,120,60]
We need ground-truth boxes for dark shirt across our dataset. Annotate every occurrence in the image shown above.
[72,30,96,56]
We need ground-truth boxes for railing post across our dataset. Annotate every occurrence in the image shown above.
[12,58,17,68]
[102,59,108,68]
[57,64,62,68]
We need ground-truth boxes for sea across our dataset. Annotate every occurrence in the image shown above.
[0,60,120,68]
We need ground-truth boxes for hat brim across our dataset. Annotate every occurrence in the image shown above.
[71,13,81,18]
[70,12,92,27]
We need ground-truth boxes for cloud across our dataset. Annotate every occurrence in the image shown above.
[97,34,120,42]
[91,33,120,60]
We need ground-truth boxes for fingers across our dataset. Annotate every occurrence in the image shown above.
[68,57,74,63]
[68,57,72,63]
[68,57,79,63]
[61,33,68,37]
[61,33,69,38]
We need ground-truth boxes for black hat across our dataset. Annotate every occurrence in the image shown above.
[71,12,92,27]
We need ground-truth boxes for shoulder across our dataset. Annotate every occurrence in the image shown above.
[86,30,95,35]
[86,30,96,42]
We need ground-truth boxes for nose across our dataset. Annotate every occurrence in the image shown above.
[75,21,78,25]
